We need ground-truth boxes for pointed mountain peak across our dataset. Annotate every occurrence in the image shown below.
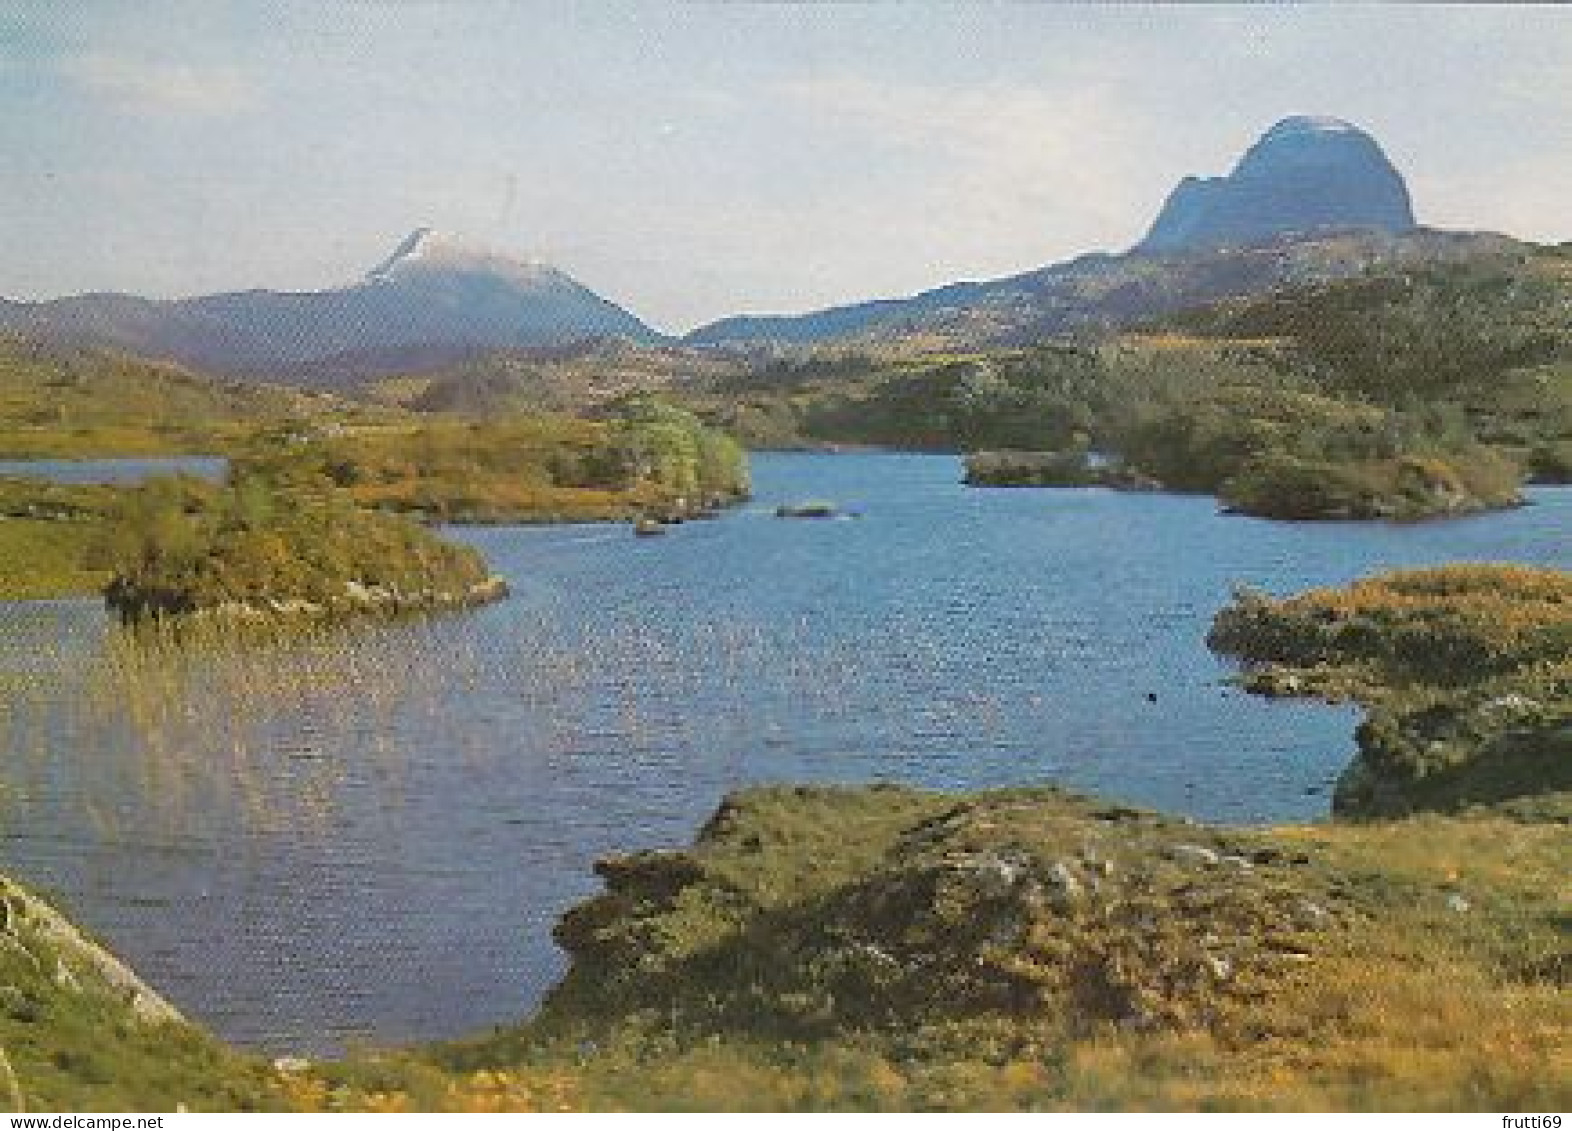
[366,228,559,285]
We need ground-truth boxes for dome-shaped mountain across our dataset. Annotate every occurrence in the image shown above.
[1139,116,1415,253]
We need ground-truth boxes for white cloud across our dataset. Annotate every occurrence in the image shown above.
[58,51,255,116]
[775,73,1172,257]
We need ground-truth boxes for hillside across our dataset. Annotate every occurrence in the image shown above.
[685,229,1517,350]
[0,231,658,378]
[361,339,748,416]
[0,873,282,1110]
[683,115,1474,350]
[283,781,1567,1112]
[12,777,1564,1112]
[684,240,1571,520]
[0,336,382,458]
[1167,242,1572,480]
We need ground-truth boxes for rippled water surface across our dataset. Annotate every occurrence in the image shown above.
[0,453,1567,1052]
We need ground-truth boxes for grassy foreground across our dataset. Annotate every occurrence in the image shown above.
[0,876,283,1111]
[8,784,1562,1112]
[292,785,1568,1112]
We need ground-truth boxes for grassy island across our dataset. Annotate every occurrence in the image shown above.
[0,379,750,603]
[236,399,749,525]
[97,476,504,621]
[1210,565,1572,818]
[963,448,1102,488]
[0,329,751,601]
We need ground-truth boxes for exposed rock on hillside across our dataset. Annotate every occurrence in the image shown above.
[1141,116,1415,253]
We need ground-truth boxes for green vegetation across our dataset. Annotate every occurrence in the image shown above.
[0,334,750,608]
[9,779,1566,1111]
[279,784,1567,1112]
[1210,565,1572,818]
[364,340,745,417]
[1176,256,1567,405]
[7,774,1564,1111]
[234,398,748,524]
[0,469,504,615]
[0,336,384,458]
[963,447,1099,488]
[98,475,502,620]
[0,874,282,1111]
[681,246,1572,521]
[692,341,1536,519]
[0,333,751,611]
[1174,250,1572,488]
[0,518,108,599]
[3,395,748,616]
[0,478,122,598]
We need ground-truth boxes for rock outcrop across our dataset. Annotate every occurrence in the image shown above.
[1140,116,1415,253]
[0,876,181,1027]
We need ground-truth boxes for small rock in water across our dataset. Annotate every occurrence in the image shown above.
[775,501,838,519]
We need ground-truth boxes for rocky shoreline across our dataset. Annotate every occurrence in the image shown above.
[104,574,510,623]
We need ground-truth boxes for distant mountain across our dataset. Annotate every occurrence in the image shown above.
[686,115,1445,349]
[1140,116,1415,253]
[0,229,659,378]
[0,117,1529,373]
[686,228,1519,349]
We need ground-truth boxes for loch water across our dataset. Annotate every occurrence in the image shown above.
[0,452,1567,1052]
[0,456,227,484]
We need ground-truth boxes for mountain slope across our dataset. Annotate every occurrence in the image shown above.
[685,115,1452,349]
[0,335,387,456]
[1140,116,1415,253]
[686,228,1520,349]
[0,230,659,378]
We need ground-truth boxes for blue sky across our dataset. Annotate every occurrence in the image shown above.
[2,2,1568,331]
